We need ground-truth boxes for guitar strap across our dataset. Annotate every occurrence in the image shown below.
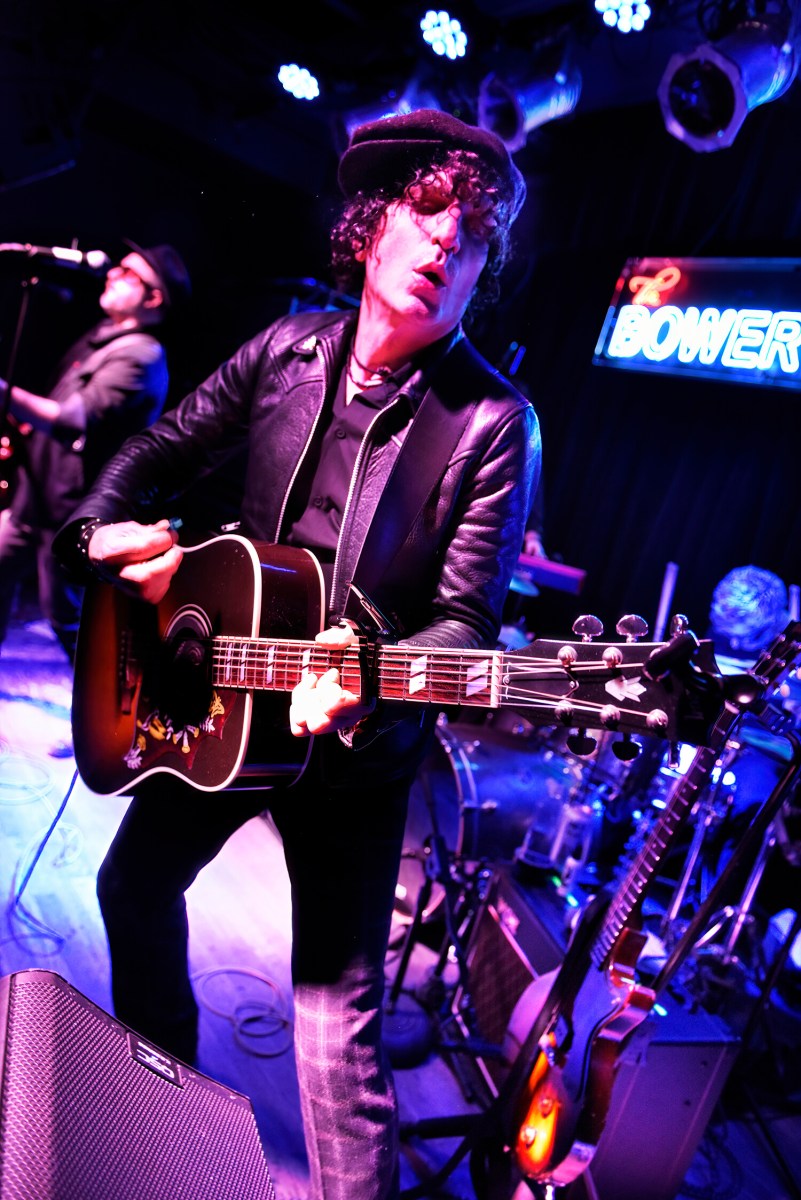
[344,338,484,627]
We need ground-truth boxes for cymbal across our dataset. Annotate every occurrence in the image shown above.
[512,554,587,595]
[509,571,540,597]
[738,715,795,763]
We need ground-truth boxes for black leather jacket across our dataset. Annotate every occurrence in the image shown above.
[60,306,540,658]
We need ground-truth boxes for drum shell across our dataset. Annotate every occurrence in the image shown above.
[395,718,604,922]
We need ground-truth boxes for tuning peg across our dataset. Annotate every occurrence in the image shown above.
[572,614,604,642]
[611,734,641,761]
[616,614,649,642]
[670,613,690,636]
[566,730,597,757]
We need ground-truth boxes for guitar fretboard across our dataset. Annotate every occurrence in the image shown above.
[212,636,504,708]
[209,633,684,734]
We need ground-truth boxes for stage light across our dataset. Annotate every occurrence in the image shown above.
[420,10,467,60]
[277,63,320,101]
[594,0,652,34]
[477,47,581,151]
[658,16,798,151]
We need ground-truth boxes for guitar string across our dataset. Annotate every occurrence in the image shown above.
[208,646,642,680]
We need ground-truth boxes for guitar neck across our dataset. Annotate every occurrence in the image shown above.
[591,705,742,968]
[212,636,504,709]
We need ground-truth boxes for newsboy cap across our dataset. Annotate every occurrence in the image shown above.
[338,108,526,219]
[124,240,192,311]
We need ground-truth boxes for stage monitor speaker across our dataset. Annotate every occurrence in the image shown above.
[0,970,277,1200]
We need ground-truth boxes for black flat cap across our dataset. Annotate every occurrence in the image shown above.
[338,108,526,218]
[124,240,192,311]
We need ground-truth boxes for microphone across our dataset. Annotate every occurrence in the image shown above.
[0,242,111,272]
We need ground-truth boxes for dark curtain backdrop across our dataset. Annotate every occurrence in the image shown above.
[475,85,801,640]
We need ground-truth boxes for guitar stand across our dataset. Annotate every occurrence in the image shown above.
[658,739,741,950]
[652,727,801,1004]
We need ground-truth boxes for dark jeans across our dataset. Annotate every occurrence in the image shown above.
[96,726,431,1200]
[0,512,82,661]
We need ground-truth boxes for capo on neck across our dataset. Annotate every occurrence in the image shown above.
[339,582,398,706]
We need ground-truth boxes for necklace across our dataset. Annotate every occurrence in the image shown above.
[349,345,393,380]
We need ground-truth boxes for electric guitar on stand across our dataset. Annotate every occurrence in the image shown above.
[478,619,801,1196]
[72,533,720,798]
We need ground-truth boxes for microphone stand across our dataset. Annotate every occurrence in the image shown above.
[0,269,40,508]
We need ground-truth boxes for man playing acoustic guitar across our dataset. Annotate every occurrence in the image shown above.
[54,110,540,1200]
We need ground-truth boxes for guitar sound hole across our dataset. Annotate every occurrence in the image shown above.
[155,628,214,729]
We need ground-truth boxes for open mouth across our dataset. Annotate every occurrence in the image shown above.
[417,268,445,288]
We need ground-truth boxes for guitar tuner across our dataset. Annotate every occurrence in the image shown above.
[566,729,597,757]
[572,614,604,642]
[611,733,641,761]
[670,612,690,636]
[615,614,649,642]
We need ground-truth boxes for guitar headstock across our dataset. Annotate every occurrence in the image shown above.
[502,613,724,755]
[749,620,801,694]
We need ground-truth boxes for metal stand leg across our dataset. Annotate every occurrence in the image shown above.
[692,819,777,969]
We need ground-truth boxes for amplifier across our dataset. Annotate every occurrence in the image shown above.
[0,970,276,1200]
[568,1002,740,1200]
[450,864,568,1095]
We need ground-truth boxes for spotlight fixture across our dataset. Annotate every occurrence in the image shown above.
[658,15,798,151]
[594,0,652,34]
[420,9,467,60]
[477,44,581,151]
[277,63,320,101]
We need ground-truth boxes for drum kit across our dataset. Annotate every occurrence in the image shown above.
[391,596,801,1007]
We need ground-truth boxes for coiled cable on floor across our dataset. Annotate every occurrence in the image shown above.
[192,965,294,1057]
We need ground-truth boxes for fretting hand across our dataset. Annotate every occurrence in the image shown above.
[289,622,376,737]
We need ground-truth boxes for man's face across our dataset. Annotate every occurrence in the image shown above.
[360,170,494,341]
[99,252,162,321]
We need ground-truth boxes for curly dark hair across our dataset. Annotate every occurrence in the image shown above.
[330,148,524,320]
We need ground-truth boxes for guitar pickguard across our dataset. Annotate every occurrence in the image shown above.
[122,687,237,775]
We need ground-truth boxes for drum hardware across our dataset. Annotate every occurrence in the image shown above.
[657,740,741,952]
[395,717,591,928]
[689,819,777,975]
[649,725,801,1010]
[400,625,801,1199]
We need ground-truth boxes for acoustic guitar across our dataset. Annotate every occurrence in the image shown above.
[72,533,721,798]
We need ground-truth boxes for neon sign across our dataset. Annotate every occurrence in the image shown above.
[594,257,801,389]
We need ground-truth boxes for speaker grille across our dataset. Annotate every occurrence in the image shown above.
[0,971,276,1200]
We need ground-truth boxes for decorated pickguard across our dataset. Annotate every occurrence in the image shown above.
[123,687,236,774]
